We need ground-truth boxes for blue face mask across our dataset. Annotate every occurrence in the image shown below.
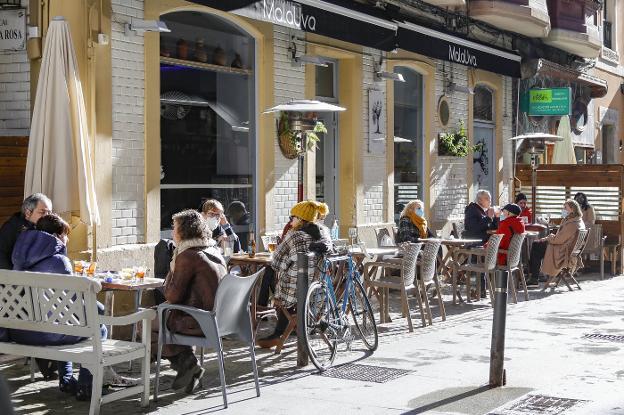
[500,213,506,221]
[415,208,424,217]
[561,209,568,218]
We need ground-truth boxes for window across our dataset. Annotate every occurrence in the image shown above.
[159,12,256,244]
[473,86,493,122]
[603,0,613,50]
[315,62,336,99]
[393,66,423,222]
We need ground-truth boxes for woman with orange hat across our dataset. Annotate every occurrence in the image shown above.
[256,200,332,349]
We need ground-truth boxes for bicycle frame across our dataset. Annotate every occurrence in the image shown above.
[318,255,359,326]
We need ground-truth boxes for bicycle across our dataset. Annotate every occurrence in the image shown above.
[303,253,378,371]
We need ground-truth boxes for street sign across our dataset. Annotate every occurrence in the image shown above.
[526,87,571,116]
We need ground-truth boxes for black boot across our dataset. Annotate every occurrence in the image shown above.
[256,308,291,348]
[171,350,204,393]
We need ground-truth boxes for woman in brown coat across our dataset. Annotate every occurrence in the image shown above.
[528,199,585,285]
[160,209,226,393]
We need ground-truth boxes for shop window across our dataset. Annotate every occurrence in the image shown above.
[315,61,336,99]
[393,66,423,222]
[473,86,493,122]
[159,12,256,246]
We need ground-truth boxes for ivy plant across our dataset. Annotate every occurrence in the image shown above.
[438,120,482,157]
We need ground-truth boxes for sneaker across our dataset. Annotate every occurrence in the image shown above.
[184,367,205,394]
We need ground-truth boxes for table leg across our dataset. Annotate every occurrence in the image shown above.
[128,289,144,371]
[105,290,114,339]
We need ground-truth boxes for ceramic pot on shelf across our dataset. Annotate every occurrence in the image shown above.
[176,39,188,60]
[231,53,243,69]
[213,45,226,66]
[194,38,208,63]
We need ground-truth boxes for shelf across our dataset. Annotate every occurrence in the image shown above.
[160,56,252,76]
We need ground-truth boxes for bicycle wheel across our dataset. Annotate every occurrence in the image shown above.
[304,281,338,371]
[348,276,378,351]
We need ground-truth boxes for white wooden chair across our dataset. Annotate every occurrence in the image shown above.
[0,270,155,415]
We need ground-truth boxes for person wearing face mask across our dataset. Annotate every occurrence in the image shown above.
[396,200,433,243]
[527,199,585,286]
[201,199,241,253]
[492,203,525,265]
[573,192,596,226]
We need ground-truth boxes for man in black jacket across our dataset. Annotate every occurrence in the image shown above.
[0,193,52,270]
[463,189,499,243]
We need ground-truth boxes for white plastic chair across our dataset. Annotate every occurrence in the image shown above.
[154,269,264,408]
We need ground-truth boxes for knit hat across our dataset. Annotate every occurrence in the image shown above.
[502,203,521,216]
[291,201,328,222]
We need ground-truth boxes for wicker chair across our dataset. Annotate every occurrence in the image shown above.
[364,243,424,331]
[543,229,589,292]
[452,234,503,305]
[495,233,527,303]
[418,240,444,324]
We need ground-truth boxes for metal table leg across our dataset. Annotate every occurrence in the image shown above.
[128,289,144,371]
[105,290,114,339]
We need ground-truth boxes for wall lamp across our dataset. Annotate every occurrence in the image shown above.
[446,81,474,95]
[292,54,329,67]
[375,71,405,82]
[124,19,170,36]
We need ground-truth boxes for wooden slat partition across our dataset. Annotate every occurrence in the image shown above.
[0,137,28,224]
[515,164,624,273]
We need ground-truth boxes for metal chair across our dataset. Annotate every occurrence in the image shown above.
[154,269,264,408]
[364,243,424,331]
[495,233,528,303]
[452,234,503,305]
[543,229,589,292]
[417,240,444,324]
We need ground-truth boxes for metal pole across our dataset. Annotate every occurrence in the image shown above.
[297,154,304,202]
[296,252,310,367]
[530,150,538,224]
[489,270,508,387]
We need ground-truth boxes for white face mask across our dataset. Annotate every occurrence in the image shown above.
[206,216,220,232]
[561,209,569,219]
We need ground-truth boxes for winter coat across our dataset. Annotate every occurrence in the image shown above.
[164,246,226,336]
[581,205,596,226]
[11,230,73,274]
[0,212,34,270]
[495,216,525,265]
[463,202,498,243]
[396,217,433,244]
[541,216,585,277]
[8,230,73,345]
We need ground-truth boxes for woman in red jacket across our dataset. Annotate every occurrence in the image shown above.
[496,203,525,265]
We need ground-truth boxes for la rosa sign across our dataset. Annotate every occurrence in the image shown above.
[0,9,26,51]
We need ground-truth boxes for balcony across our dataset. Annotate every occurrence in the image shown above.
[470,0,551,38]
[419,0,466,7]
[543,0,602,58]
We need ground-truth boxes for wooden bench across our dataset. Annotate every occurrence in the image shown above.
[0,270,155,415]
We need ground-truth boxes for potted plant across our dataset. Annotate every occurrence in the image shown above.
[438,120,481,157]
[278,112,327,159]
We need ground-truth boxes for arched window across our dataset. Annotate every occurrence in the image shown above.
[473,85,493,122]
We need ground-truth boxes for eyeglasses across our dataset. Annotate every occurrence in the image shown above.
[205,211,221,218]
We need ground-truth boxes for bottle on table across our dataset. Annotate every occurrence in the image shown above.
[249,230,256,258]
[331,219,339,240]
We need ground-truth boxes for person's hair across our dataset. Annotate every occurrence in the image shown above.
[201,199,224,214]
[226,201,247,216]
[475,189,491,203]
[564,199,582,219]
[400,200,423,218]
[22,193,51,216]
[172,209,208,240]
[36,213,70,237]
[515,193,527,203]
[573,192,590,210]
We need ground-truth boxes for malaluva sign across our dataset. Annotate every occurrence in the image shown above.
[234,0,316,31]
[449,44,477,67]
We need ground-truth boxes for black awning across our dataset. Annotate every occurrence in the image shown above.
[397,23,521,78]
[187,0,398,51]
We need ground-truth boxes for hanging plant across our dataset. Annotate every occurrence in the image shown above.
[277,112,326,159]
[438,120,482,157]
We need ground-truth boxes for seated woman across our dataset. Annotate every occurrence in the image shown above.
[527,199,585,286]
[515,193,532,223]
[9,214,107,400]
[157,209,227,394]
[574,192,596,226]
[396,200,433,243]
[256,201,332,349]
[494,203,525,265]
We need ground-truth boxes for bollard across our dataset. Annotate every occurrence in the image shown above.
[489,270,508,387]
[296,252,310,367]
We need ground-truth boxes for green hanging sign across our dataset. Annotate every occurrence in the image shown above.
[521,87,572,116]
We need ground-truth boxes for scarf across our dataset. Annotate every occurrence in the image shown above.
[406,211,428,239]
[170,237,215,272]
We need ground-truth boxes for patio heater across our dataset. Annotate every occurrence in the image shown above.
[264,100,345,202]
[509,133,563,224]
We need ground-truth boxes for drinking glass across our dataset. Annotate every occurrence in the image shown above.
[435,229,443,238]
[222,239,234,263]
[74,261,85,276]
[86,261,97,277]
[135,266,146,282]
[261,235,270,251]
[267,235,277,253]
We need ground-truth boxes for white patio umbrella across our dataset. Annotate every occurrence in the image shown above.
[25,17,100,226]
[552,115,577,164]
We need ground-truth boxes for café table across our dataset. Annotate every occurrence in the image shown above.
[228,252,272,274]
[100,276,164,369]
